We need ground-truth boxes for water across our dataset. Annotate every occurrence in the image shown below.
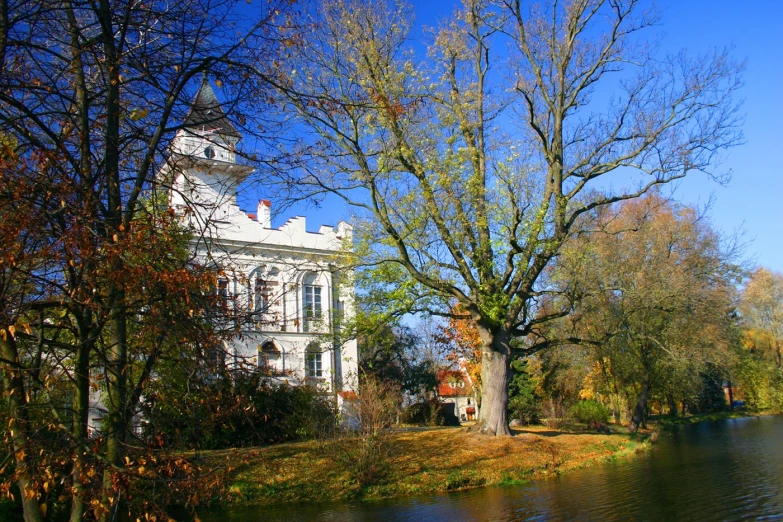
[201,415,783,521]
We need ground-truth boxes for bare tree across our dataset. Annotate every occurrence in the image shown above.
[272,0,743,435]
[0,0,290,519]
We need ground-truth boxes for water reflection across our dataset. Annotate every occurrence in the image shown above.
[199,416,783,521]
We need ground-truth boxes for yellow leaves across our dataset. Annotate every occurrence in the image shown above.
[129,107,149,121]
[39,502,47,517]
[19,322,31,335]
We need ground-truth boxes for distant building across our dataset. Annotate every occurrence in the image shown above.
[436,369,475,422]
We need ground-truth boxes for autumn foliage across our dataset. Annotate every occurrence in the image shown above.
[439,305,483,404]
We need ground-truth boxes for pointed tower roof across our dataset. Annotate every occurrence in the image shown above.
[182,76,242,139]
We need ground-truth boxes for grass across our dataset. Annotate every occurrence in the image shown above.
[213,424,649,507]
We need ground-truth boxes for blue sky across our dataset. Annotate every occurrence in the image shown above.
[650,1,783,274]
[250,0,782,274]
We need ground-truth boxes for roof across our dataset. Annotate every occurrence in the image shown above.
[182,76,242,138]
[436,369,473,397]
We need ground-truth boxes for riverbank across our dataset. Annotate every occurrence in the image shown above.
[652,409,765,430]
[218,425,650,506]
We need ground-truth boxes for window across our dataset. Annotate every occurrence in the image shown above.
[254,278,269,314]
[303,273,322,332]
[306,345,322,378]
[253,268,280,329]
[304,285,322,318]
[216,278,229,310]
[260,341,279,355]
[258,341,280,369]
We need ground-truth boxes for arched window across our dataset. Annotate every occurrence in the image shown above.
[260,341,280,355]
[302,272,322,332]
[258,341,281,369]
[306,343,323,378]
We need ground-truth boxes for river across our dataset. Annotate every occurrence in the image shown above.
[201,415,783,521]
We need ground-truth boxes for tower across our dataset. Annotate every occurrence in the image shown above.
[167,77,253,227]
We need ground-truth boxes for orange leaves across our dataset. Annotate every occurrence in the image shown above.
[439,304,483,389]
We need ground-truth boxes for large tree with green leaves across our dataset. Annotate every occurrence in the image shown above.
[273,0,743,435]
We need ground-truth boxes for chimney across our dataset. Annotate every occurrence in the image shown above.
[257,199,272,228]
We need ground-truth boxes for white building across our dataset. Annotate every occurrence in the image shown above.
[164,78,358,396]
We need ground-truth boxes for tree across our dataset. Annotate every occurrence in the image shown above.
[553,194,740,431]
[0,0,289,519]
[273,0,743,434]
[735,268,783,412]
[507,357,541,425]
[741,268,783,368]
[359,322,438,402]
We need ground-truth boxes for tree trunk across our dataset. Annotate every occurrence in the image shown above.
[70,337,91,522]
[726,380,734,410]
[0,331,44,522]
[667,394,678,417]
[628,372,650,433]
[100,304,127,521]
[475,330,511,436]
[97,0,125,511]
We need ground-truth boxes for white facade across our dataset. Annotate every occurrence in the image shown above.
[164,79,358,395]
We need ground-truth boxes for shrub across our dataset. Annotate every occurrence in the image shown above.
[508,392,540,425]
[141,370,335,450]
[401,400,449,426]
[329,375,398,486]
[569,400,611,426]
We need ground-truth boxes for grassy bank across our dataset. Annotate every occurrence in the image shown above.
[652,409,766,430]
[218,425,649,506]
